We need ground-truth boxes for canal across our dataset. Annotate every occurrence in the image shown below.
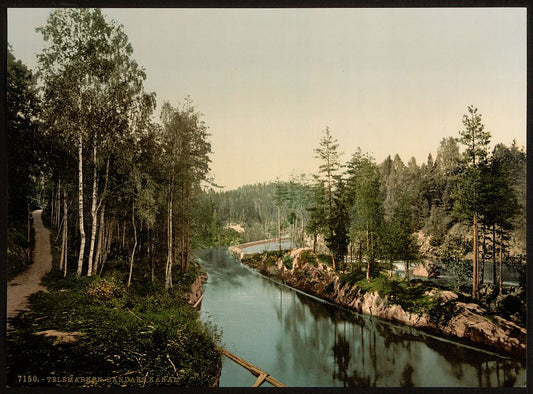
[195,247,525,387]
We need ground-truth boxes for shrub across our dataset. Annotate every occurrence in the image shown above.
[300,250,318,267]
[317,254,331,265]
[282,254,292,269]
[87,277,123,304]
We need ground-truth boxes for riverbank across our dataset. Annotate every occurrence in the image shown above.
[7,267,221,388]
[6,213,221,388]
[231,246,526,359]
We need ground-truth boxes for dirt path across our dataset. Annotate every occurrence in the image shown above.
[7,209,53,331]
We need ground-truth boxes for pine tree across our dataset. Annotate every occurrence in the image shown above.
[454,105,491,299]
[314,127,342,269]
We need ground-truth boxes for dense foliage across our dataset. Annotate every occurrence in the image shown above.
[8,9,213,287]
[7,8,220,388]
[7,269,221,387]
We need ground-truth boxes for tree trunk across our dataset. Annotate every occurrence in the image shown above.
[480,222,486,286]
[150,225,155,283]
[358,240,362,269]
[62,189,68,277]
[499,226,503,295]
[99,218,113,276]
[93,204,105,275]
[366,225,370,282]
[89,156,109,274]
[300,211,305,247]
[122,222,126,250]
[165,178,174,289]
[77,132,86,277]
[87,136,98,277]
[27,204,31,265]
[128,202,137,288]
[177,232,181,270]
[184,184,191,272]
[349,242,353,272]
[185,221,190,272]
[55,177,61,228]
[405,261,410,281]
[492,224,497,285]
[50,184,55,227]
[139,220,143,255]
[472,213,479,299]
[278,206,281,251]
[59,188,66,270]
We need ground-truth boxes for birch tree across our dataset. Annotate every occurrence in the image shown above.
[38,8,151,276]
[161,99,211,287]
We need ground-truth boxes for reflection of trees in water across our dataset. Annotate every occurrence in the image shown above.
[205,249,524,387]
[197,247,251,288]
[273,283,524,387]
[333,333,373,387]
[400,364,415,387]
[272,287,335,385]
[275,287,421,386]
[420,334,523,385]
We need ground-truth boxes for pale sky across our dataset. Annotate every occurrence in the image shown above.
[8,8,526,190]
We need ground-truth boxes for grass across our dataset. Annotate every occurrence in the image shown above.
[7,269,221,387]
[317,253,332,266]
[282,254,292,269]
[338,272,460,321]
[299,250,318,267]
[242,249,289,270]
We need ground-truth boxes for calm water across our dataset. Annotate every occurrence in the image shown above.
[196,247,526,387]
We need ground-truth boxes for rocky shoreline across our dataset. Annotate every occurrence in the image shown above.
[186,267,221,387]
[187,271,207,308]
[230,246,526,359]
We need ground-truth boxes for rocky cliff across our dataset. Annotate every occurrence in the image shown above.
[233,247,526,359]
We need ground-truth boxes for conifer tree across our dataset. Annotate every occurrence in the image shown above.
[454,105,491,299]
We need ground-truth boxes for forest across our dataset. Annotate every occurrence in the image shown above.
[7,9,220,387]
[8,9,213,287]
[7,7,526,388]
[199,127,525,298]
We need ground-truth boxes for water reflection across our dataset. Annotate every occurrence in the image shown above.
[197,248,525,387]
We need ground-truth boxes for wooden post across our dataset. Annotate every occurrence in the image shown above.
[219,348,287,387]
[252,373,268,387]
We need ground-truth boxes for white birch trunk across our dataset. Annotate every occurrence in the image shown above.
[93,204,105,275]
[128,202,137,287]
[77,132,86,276]
[59,187,66,270]
[87,136,98,276]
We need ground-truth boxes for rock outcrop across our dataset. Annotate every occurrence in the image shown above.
[187,271,207,309]
[412,263,429,277]
[238,247,526,359]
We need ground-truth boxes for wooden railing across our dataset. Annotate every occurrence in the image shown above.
[218,348,287,387]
